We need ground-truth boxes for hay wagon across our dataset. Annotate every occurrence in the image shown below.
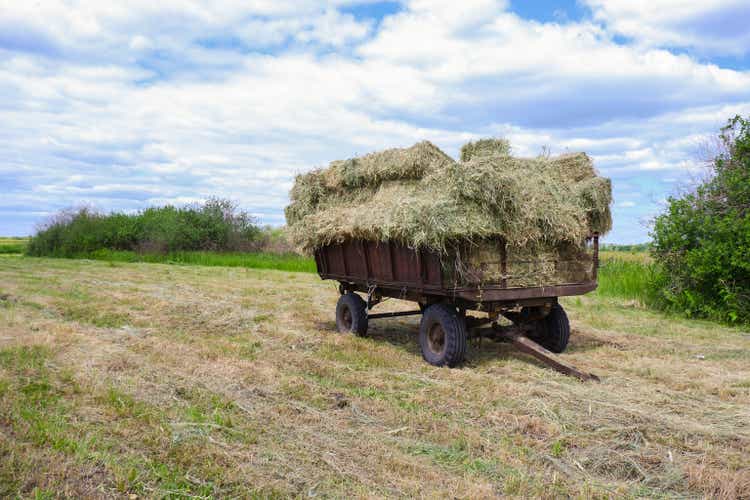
[290,138,610,379]
[315,235,600,380]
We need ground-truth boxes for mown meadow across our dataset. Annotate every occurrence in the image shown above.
[0,253,747,498]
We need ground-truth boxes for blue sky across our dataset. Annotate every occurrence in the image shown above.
[1,1,750,242]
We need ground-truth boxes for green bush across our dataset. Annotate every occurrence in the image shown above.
[650,116,750,324]
[27,198,262,257]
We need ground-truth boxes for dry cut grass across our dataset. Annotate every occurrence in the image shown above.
[0,256,748,498]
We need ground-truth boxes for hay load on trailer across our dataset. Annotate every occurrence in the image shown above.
[286,138,611,377]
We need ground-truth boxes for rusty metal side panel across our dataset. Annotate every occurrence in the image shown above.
[315,238,598,305]
[314,249,325,275]
[422,251,442,286]
[360,241,372,281]
[342,241,367,279]
[323,244,346,276]
[391,244,421,283]
[365,241,393,282]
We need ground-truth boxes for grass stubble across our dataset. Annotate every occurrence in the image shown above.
[0,255,748,498]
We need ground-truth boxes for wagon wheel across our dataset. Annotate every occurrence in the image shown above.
[336,292,368,336]
[419,304,467,367]
[525,303,570,353]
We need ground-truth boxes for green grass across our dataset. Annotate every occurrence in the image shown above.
[599,249,651,264]
[0,342,259,498]
[594,255,659,305]
[1,256,748,497]
[48,249,318,273]
[0,245,25,254]
[0,237,28,254]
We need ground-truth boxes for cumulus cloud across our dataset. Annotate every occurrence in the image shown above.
[361,1,750,128]
[584,0,750,55]
[0,0,748,242]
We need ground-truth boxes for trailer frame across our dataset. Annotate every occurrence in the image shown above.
[315,235,600,380]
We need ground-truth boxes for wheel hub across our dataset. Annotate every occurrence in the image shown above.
[342,307,353,330]
[427,323,446,355]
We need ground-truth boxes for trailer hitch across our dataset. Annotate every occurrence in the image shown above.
[473,324,600,382]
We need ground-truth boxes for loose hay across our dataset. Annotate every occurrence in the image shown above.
[286,139,612,287]
[2,257,749,498]
[460,138,511,162]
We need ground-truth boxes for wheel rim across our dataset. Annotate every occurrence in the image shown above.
[427,323,446,355]
[342,306,353,331]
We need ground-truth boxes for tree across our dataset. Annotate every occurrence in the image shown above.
[651,116,750,323]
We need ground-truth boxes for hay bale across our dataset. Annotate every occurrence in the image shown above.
[448,155,592,248]
[503,242,594,287]
[285,141,453,228]
[284,169,329,227]
[574,176,613,235]
[460,138,511,162]
[323,141,454,190]
[548,152,597,182]
[286,138,612,258]
[443,240,595,288]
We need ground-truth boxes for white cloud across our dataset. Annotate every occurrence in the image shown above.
[1,1,749,243]
[357,2,750,134]
[128,35,152,51]
[584,0,750,55]
[295,9,373,46]
[0,0,381,61]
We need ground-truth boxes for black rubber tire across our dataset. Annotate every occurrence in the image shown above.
[336,292,368,336]
[419,304,467,367]
[533,304,570,353]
